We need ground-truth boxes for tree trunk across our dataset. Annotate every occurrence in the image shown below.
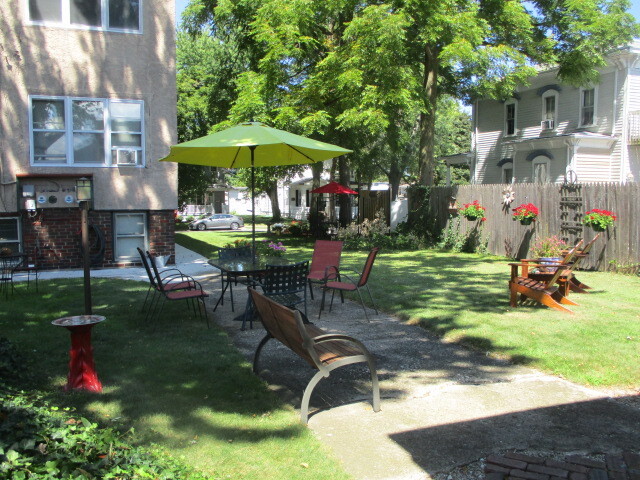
[418,43,439,186]
[309,162,325,235]
[266,182,281,221]
[389,160,402,201]
[329,159,337,222]
[338,156,351,227]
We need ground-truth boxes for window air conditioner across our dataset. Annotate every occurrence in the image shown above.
[541,119,555,130]
[116,149,138,165]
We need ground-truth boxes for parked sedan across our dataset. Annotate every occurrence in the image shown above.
[189,214,244,231]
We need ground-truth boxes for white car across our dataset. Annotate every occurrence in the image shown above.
[189,214,244,231]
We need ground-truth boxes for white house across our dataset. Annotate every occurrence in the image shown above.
[447,40,640,185]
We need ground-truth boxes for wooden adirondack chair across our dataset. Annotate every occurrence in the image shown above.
[509,261,577,314]
[526,239,585,295]
[563,233,601,292]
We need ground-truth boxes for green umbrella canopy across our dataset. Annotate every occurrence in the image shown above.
[160,122,352,167]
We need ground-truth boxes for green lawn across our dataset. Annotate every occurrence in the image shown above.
[0,279,349,480]
[179,231,640,388]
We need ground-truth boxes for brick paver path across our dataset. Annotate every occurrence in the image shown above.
[485,451,640,480]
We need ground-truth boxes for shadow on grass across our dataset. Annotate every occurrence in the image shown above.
[0,279,308,449]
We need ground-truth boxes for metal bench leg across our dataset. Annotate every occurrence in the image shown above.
[252,333,272,373]
[301,370,327,424]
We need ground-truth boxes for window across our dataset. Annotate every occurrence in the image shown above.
[504,101,517,136]
[295,190,301,207]
[502,164,513,184]
[305,189,310,207]
[114,213,146,262]
[0,218,21,255]
[541,91,558,130]
[30,96,144,167]
[533,158,550,183]
[27,0,141,32]
[580,88,596,126]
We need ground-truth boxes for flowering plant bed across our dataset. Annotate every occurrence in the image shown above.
[459,200,486,221]
[257,239,287,257]
[582,209,616,231]
[512,203,539,224]
[531,235,567,258]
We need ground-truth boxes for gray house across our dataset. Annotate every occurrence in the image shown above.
[447,41,640,186]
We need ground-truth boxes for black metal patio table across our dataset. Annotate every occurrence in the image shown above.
[208,256,290,330]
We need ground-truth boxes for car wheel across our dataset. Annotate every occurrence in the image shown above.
[230,222,239,230]
[197,223,207,231]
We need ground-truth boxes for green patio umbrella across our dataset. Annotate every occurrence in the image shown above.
[160,122,352,252]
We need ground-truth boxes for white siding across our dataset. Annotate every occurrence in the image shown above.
[575,151,615,182]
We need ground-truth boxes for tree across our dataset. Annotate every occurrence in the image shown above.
[395,0,638,185]
[175,30,249,206]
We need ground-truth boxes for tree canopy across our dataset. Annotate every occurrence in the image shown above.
[177,0,638,208]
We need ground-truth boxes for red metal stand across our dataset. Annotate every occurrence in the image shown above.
[52,315,105,392]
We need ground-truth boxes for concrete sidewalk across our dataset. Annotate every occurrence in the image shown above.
[39,246,640,480]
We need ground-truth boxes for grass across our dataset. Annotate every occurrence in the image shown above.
[178,231,640,388]
[0,279,349,480]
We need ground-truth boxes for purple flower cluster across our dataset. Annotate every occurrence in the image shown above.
[268,241,286,253]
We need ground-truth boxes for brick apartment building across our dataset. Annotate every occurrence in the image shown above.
[0,0,178,268]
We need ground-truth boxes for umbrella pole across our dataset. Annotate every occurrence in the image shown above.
[250,146,256,257]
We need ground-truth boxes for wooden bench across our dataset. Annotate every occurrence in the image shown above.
[249,288,381,424]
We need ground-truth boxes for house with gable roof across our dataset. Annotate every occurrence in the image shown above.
[446,41,640,186]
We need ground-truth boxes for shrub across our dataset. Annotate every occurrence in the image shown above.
[287,221,309,236]
[438,216,488,254]
[337,211,424,250]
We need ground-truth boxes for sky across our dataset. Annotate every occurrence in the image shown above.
[176,1,640,28]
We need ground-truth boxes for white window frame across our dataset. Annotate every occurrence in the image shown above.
[541,91,558,130]
[532,157,550,184]
[25,0,143,33]
[501,163,514,184]
[504,100,517,137]
[0,217,23,255]
[29,96,145,167]
[579,87,597,127]
[114,212,147,262]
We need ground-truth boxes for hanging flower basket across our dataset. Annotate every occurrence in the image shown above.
[512,203,539,225]
[582,209,616,231]
[459,201,486,222]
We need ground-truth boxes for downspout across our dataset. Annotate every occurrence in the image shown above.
[472,100,478,184]
[614,65,624,184]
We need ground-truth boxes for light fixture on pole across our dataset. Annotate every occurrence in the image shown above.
[76,177,93,315]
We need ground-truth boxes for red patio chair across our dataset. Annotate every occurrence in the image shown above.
[137,247,195,315]
[319,247,380,321]
[145,250,210,327]
[307,240,343,300]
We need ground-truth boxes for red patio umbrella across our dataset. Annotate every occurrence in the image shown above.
[311,181,358,224]
[311,181,358,195]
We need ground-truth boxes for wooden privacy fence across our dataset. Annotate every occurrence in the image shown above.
[417,183,640,272]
